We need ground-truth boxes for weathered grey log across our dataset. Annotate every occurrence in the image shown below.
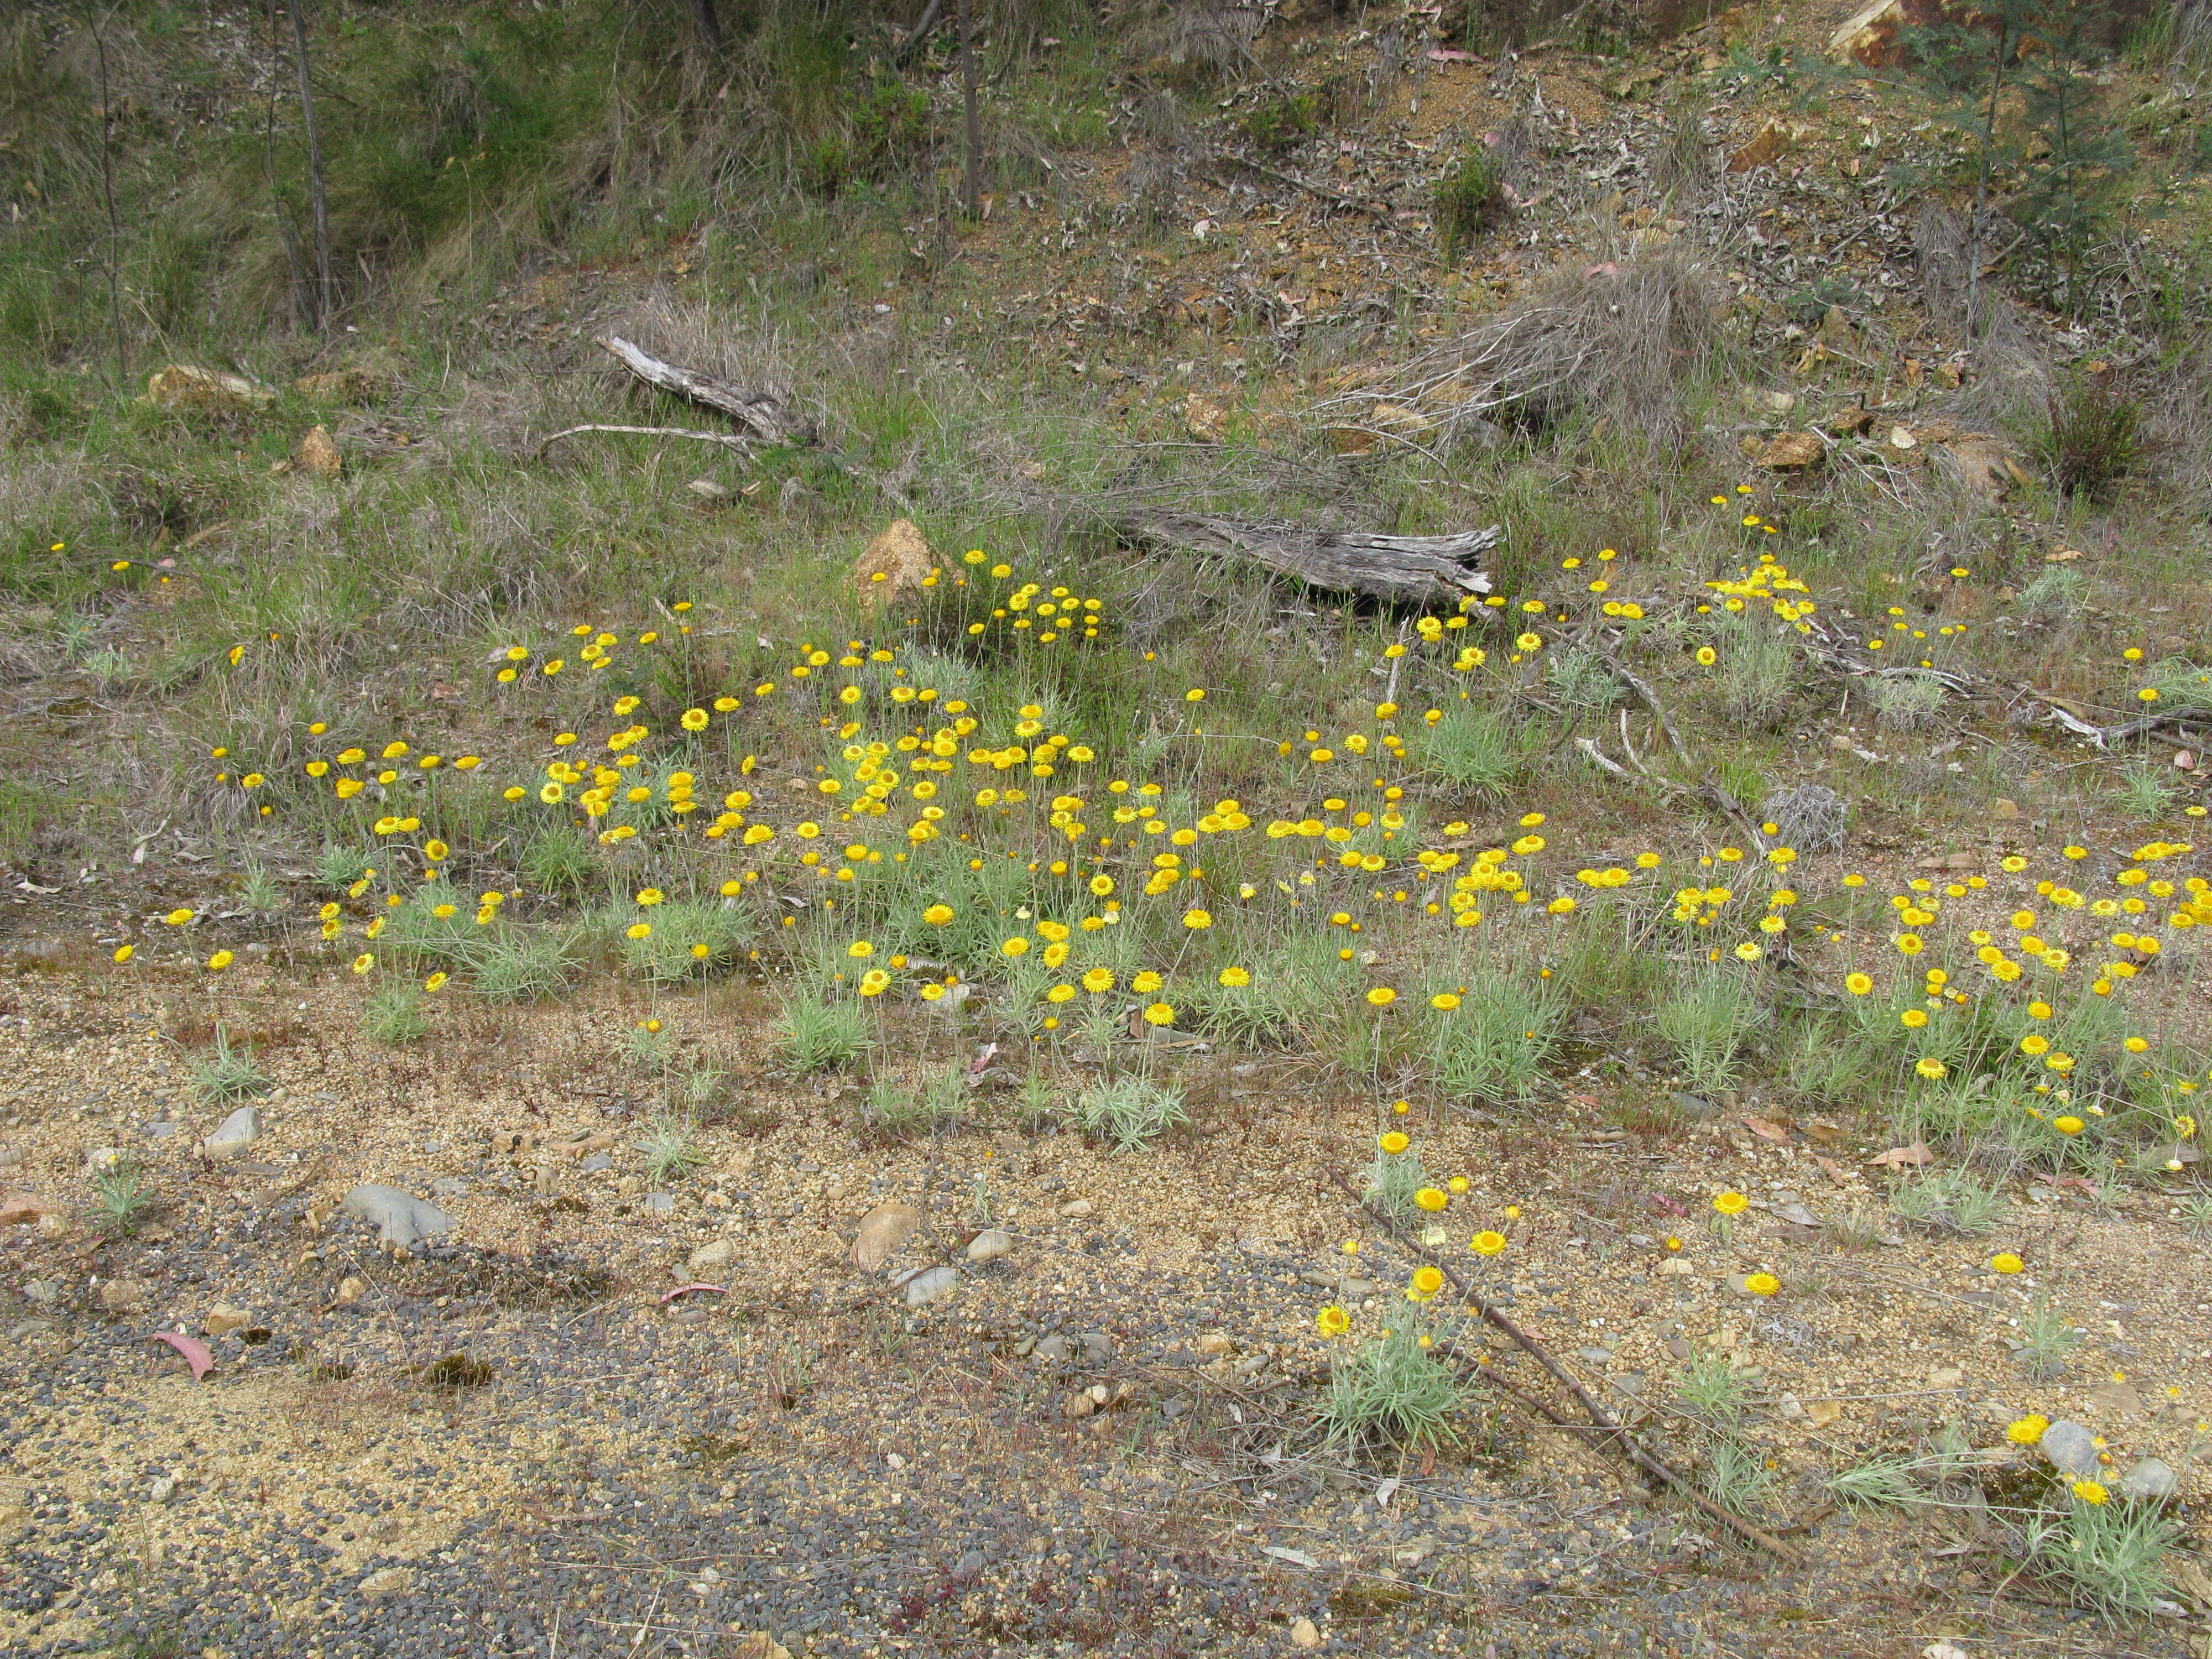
[1120,510,1498,603]
[596,335,814,446]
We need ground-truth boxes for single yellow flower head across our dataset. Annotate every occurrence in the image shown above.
[1990,1253,2023,1274]
[1414,1187,1448,1212]
[1316,1305,1349,1338]
[1743,1271,1780,1296]
[1471,1230,1507,1256]
[2006,1414,2049,1446]
[1378,1130,1410,1155]
[1713,1191,1749,1215]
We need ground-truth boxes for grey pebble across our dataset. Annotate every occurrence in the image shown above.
[965,1228,1014,1263]
[902,1265,961,1307]
[2117,1457,2175,1501]
[580,1153,614,1173]
[338,1183,452,1250]
[201,1105,262,1161]
[2038,1420,2100,1478]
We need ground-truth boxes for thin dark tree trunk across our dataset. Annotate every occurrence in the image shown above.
[687,0,722,47]
[957,0,980,216]
[285,0,333,329]
[1967,14,2011,340]
[92,13,128,388]
[263,0,306,329]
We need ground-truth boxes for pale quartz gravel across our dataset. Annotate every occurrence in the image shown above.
[2,974,2208,1656]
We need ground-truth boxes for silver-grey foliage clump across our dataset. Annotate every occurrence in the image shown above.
[1758,783,1848,853]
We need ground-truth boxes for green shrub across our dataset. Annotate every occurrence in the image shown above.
[2037,376,2143,498]
[1241,92,1318,150]
[1435,145,1509,260]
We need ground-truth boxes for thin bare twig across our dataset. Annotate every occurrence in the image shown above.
[535,425,757,458]
[1333,1170,1804,1561]
[1597,649,1692,765]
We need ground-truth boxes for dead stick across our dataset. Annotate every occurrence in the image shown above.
[1597,649,1691,766]
[1333,1171,1804,1561]
[1209,154,1389,220]
[535,424,757,458]
[1449,1344,1802,1555]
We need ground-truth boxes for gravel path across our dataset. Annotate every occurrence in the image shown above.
[2,977,2204,1657]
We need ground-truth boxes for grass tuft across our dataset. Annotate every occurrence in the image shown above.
[772,990,872,1072]
[1319,1321,1467,1453]
[187,1026,270,1104]
[1065,1074,1189,1151]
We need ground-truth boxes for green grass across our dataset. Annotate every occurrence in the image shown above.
[186,1026,270,1104]
[1429,971,1564,1104]
[91,1152,156,1238]
[361,979,431,1044]
[771,990,873,1072]
[1416,706,1537,799]
[2019,1488,2180,1619]
[1655,972,1762,1094]
[1319,1320,1468,1454]
[865,1066,968,1138]
[1065,1075,1190,1151]
[1673,1351,1752,1426]
[1887,1167,2004,1234]
[637,1115,707,1187]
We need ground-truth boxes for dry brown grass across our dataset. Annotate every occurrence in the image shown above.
[1378,239,1725,446]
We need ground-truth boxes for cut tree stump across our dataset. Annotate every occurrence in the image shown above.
[1118,510,1498,604]
[595,335,815,447]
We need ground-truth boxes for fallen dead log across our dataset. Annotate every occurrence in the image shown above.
[1119,510,1497,604]
[595,335,815,447]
